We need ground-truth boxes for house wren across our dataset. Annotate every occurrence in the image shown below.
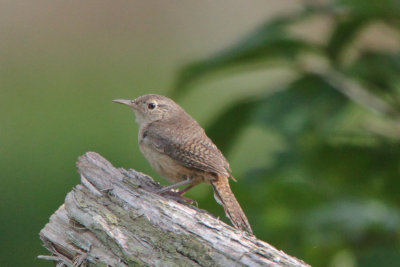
[113,94,252,233]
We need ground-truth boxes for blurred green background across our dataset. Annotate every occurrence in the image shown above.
[1,1,400,266]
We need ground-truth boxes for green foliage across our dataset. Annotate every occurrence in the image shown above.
[172,12,317,97]
[173,0,400,266]
[345,52,400,96]
[206,97,262,154]
[327,16,369,64]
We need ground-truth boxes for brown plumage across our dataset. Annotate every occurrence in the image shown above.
[113,94,252,233]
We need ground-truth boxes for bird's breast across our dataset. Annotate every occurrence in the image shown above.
[138,141,189,183]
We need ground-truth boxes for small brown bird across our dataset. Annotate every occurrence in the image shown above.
[113,94,252,233]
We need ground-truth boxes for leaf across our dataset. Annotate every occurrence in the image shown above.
[326,16,370,64]
[255,74,349,139]
[334,0,400,20]
[305,199,400,240]
[358,245,400,267]
[328,0,400,64]
[205,73,350,154]
[205,97,262,154]
[206,73,351,155]
[345,52,400,93]
[172,14,316,98]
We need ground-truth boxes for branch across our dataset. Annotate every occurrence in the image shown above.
[39,152,310,267]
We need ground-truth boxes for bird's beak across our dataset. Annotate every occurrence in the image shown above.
[112,99,135,107]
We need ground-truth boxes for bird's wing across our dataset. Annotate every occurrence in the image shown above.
[143,126,231,177]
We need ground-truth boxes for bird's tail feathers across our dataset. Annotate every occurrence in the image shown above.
[211,175,252,234]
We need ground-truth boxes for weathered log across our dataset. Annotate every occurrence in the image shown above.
[39,152,310,267]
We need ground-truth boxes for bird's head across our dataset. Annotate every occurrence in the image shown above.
[113,94,183,125]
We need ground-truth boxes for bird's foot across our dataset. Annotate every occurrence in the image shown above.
[157,189,196,205]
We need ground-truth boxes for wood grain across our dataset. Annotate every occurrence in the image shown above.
[39,152,310,267]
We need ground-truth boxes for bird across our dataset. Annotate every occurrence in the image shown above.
[113,94,252,233]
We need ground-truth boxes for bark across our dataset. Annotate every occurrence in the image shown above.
[39,152,310,267]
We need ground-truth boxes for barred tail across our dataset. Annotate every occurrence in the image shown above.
[211,175,252,234]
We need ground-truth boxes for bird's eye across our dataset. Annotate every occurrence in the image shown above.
[148,103,156,110]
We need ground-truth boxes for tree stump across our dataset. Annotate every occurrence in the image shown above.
[38,152,310,267]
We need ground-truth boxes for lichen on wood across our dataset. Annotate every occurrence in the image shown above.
[39,152,310,267]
